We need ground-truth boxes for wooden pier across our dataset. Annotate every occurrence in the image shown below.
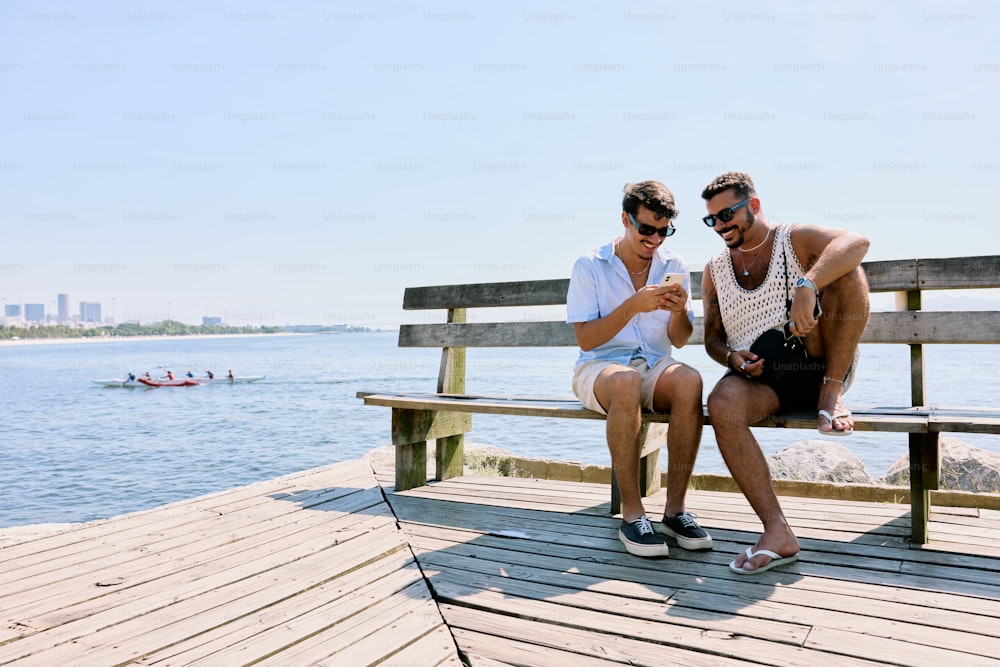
[3,458,1000,665]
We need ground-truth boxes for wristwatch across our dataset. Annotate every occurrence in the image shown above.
[795,276,819,295]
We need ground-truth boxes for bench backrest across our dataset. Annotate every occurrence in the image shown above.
[399,255,1000,404]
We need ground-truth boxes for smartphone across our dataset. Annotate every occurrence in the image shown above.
[659,273,686,288]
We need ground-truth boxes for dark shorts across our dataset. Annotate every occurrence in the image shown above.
[725,357,826,412]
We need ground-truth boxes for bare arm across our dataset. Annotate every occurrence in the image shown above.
[792,224,870,289]
[790,224,870,334]
[701,263,732,367]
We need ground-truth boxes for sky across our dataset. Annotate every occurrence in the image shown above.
[2,1,998,327]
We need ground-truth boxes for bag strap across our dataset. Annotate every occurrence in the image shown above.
[780,230,807,352]
[781,233,792,318]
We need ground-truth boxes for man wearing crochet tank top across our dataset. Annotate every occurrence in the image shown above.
[700,171,870,574]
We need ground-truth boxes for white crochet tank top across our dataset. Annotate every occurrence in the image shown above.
[709,224,807,352]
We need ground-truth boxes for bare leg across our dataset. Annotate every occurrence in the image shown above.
[708,376,800,570]
[808,267,870,433]
[652,363,704,516]
[593,366,646,521]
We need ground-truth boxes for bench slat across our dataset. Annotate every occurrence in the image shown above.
[404,279,569,310]
[398,311,1000,348]
[400,256,1000,309]
[929,409,1000,434]
[358,392,935,434]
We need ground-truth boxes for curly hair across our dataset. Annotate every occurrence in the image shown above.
[701,171,756,201]
[622,181,678,221]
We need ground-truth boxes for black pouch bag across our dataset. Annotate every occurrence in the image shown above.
[749,323,809,384]
[747,244,810,384]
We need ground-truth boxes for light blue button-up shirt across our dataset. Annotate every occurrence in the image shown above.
[567,239,695,368]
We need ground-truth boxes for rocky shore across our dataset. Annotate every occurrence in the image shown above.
[768,436,1000,493]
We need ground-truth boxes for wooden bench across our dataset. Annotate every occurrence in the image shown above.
[359,255,1000,543]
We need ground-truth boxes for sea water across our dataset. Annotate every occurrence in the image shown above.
[2,332,998,528]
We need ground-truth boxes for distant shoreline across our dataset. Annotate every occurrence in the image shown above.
[0,332,311,347]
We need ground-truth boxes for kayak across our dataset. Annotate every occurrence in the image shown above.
[91,378,142,388]
[197,375,266,384]
[137,377,199,387]
[92,375,265,387]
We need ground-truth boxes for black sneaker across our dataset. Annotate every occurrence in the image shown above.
[658,512,714,550]
[618,515,670,557]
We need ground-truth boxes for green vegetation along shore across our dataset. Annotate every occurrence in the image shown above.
[0,321,283,340]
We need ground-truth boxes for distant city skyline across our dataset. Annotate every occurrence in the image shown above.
[2,293,107,325]
[0,291,223,326]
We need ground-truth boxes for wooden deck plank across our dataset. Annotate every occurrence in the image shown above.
[2,514,402,660]
[667,588,1000,653]
[0,484,389,616]
[2,494,395,630]
[313,600,455,667]
[138,548,422,665]
[374,625,464,667]
[434,582,878,666]
[427,566,809,645]
[52,522,412,665]
[387,471,1000,665]
[446,607,759,666]
[0,464,379,589]
[0,462,378,567]
[251,580,441,666]
[5,459,1000,665]
[405,525,1000,620]
[805,626,994,666]
[0,459,462,666]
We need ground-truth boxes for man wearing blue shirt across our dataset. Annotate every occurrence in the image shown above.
[567,181,712,558]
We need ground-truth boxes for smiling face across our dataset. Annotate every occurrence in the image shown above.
[705,189,761,250]
[620,205,672,260]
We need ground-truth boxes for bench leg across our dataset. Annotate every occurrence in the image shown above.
[908,432,940,543]
[436,433,464,481]
[391,407,471,492]
[395,441,427,492]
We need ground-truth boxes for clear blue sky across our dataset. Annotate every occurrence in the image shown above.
[2,1,998,326]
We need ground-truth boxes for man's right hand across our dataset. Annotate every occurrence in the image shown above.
[729,350,763,378]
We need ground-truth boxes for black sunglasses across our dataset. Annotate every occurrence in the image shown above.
[628,212,675,238]
[702,197,751,227]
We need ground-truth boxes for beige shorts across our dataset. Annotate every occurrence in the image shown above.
[572,354,680,415]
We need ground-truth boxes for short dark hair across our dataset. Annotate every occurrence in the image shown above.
[701,171,756,201]
[622,181,678,221]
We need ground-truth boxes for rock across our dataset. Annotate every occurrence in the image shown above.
[882,437,1000,493]
[768,440,874,484]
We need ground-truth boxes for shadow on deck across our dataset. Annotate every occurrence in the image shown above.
[2,458,1000,665]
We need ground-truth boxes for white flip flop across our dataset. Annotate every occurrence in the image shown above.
[729,547,799,574]
[818,409,853,436]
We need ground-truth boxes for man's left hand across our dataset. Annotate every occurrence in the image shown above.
[789,288,820,335]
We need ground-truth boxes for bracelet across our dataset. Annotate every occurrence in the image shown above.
[823,376,844,385]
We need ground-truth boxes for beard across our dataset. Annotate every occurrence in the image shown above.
[723,209,756,248]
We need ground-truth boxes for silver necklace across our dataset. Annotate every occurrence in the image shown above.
[616,241,650,276]
[736,227,771,276]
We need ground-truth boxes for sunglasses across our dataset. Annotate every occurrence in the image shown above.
[628,212,675,238]
[702,197,751,227]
